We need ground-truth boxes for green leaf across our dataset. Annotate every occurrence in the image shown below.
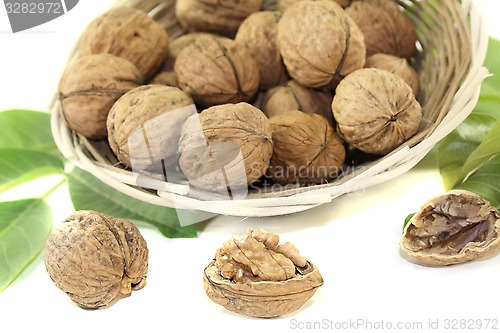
[0,149,64,192]
[66,167,198,238]
[0,198,52,293]
[403,213,415,230]
[483,38,500,82]
[437,113,497,189]
[455,154,500,209]
[460,120,500,180]
[0,110,57,153]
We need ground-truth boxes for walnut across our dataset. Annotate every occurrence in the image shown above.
[332,68,422,155]
[401,190,500,266]
[365,53,420,96]
[163,32,212,71]
[59,54,142,139]
[178,102,272,193]
[261,80,334,126]
[150,71,178,87]
[44,211,148,309]
[175,0,263,38]
[268,110,345,185]
[78,7,169,80]
[107,85,195,171]
[345,0,417,59]
[204,228,323,318]
[235,11,288,89]
[174,35,260,107]
[277,0,353,12]
[277,0,366,89]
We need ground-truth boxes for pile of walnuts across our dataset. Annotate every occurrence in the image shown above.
[59,0,422,194]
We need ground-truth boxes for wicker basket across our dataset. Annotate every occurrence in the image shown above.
[51,0,489,217]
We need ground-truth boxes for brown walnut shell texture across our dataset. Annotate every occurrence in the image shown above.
[163,32,212,71]
[175,0,263,38]
[107,85,195,170]
[277,0,354,12]
[345,0,417,59]
[268,110,346,185]
[150,71,179,88]
[332,68,422,155]
[400,190,500,266]
[277,0,366,88]
[178,103,273,192]
[262,80,334,126]
[204,228,323,318]
[235,11,288,89]
[365,53,420,96]
[44,211,148,309]
[78,7,169,80]
[59,54,142,139]
[174,35,260,107]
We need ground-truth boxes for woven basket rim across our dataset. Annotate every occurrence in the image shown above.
[51,0,490,217]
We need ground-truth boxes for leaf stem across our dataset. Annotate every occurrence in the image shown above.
[40,178,65,200]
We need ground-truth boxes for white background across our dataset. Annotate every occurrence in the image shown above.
[0,1,500,332]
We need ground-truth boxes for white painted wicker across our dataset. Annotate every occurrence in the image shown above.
[51,0,490,216]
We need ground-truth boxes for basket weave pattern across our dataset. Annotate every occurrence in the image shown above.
[51,0,490,216]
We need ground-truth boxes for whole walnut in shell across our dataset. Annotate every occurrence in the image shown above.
[401,190,500,266]
[178,103,273,193]
[235,11,288,89]
[175,0,263,38]
[332,68,422,155]
[44,211,148,309]
[366,53,420,96]
[59,54,142,139]
[277,0,366,88]
[204,228,323,318]
[163,32,212,71]
[268,110,346,185]
[262,80,334,126]
[277,0,353,12]
[107,85,196,171]
[174,35,260,107]
[78,7,169,80]
[345,0,417,59]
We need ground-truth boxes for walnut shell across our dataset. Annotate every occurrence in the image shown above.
[235,11,288,89]
[174,35,260,107]
[277,0,353,12]
[203,228,323,318]
[163,32,213,71]
[262,80,334,126]
[332,68,422,155]
[401,190,500,266]
[277,0,366,88]
[59,54,142,139]
[44,211,148,309]
[345,0,417,59]
[78,7,169,80]
[150,71,179,87]
[107,85,195,171]
[366,53,420,96]
[178,103,273,193]
[175,0,263,38]
[268,110,346,185]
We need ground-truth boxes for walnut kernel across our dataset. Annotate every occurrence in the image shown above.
[203,228,323,318]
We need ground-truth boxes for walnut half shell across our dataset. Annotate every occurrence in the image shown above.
[203,228,323,318]
[400,190,500,266]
